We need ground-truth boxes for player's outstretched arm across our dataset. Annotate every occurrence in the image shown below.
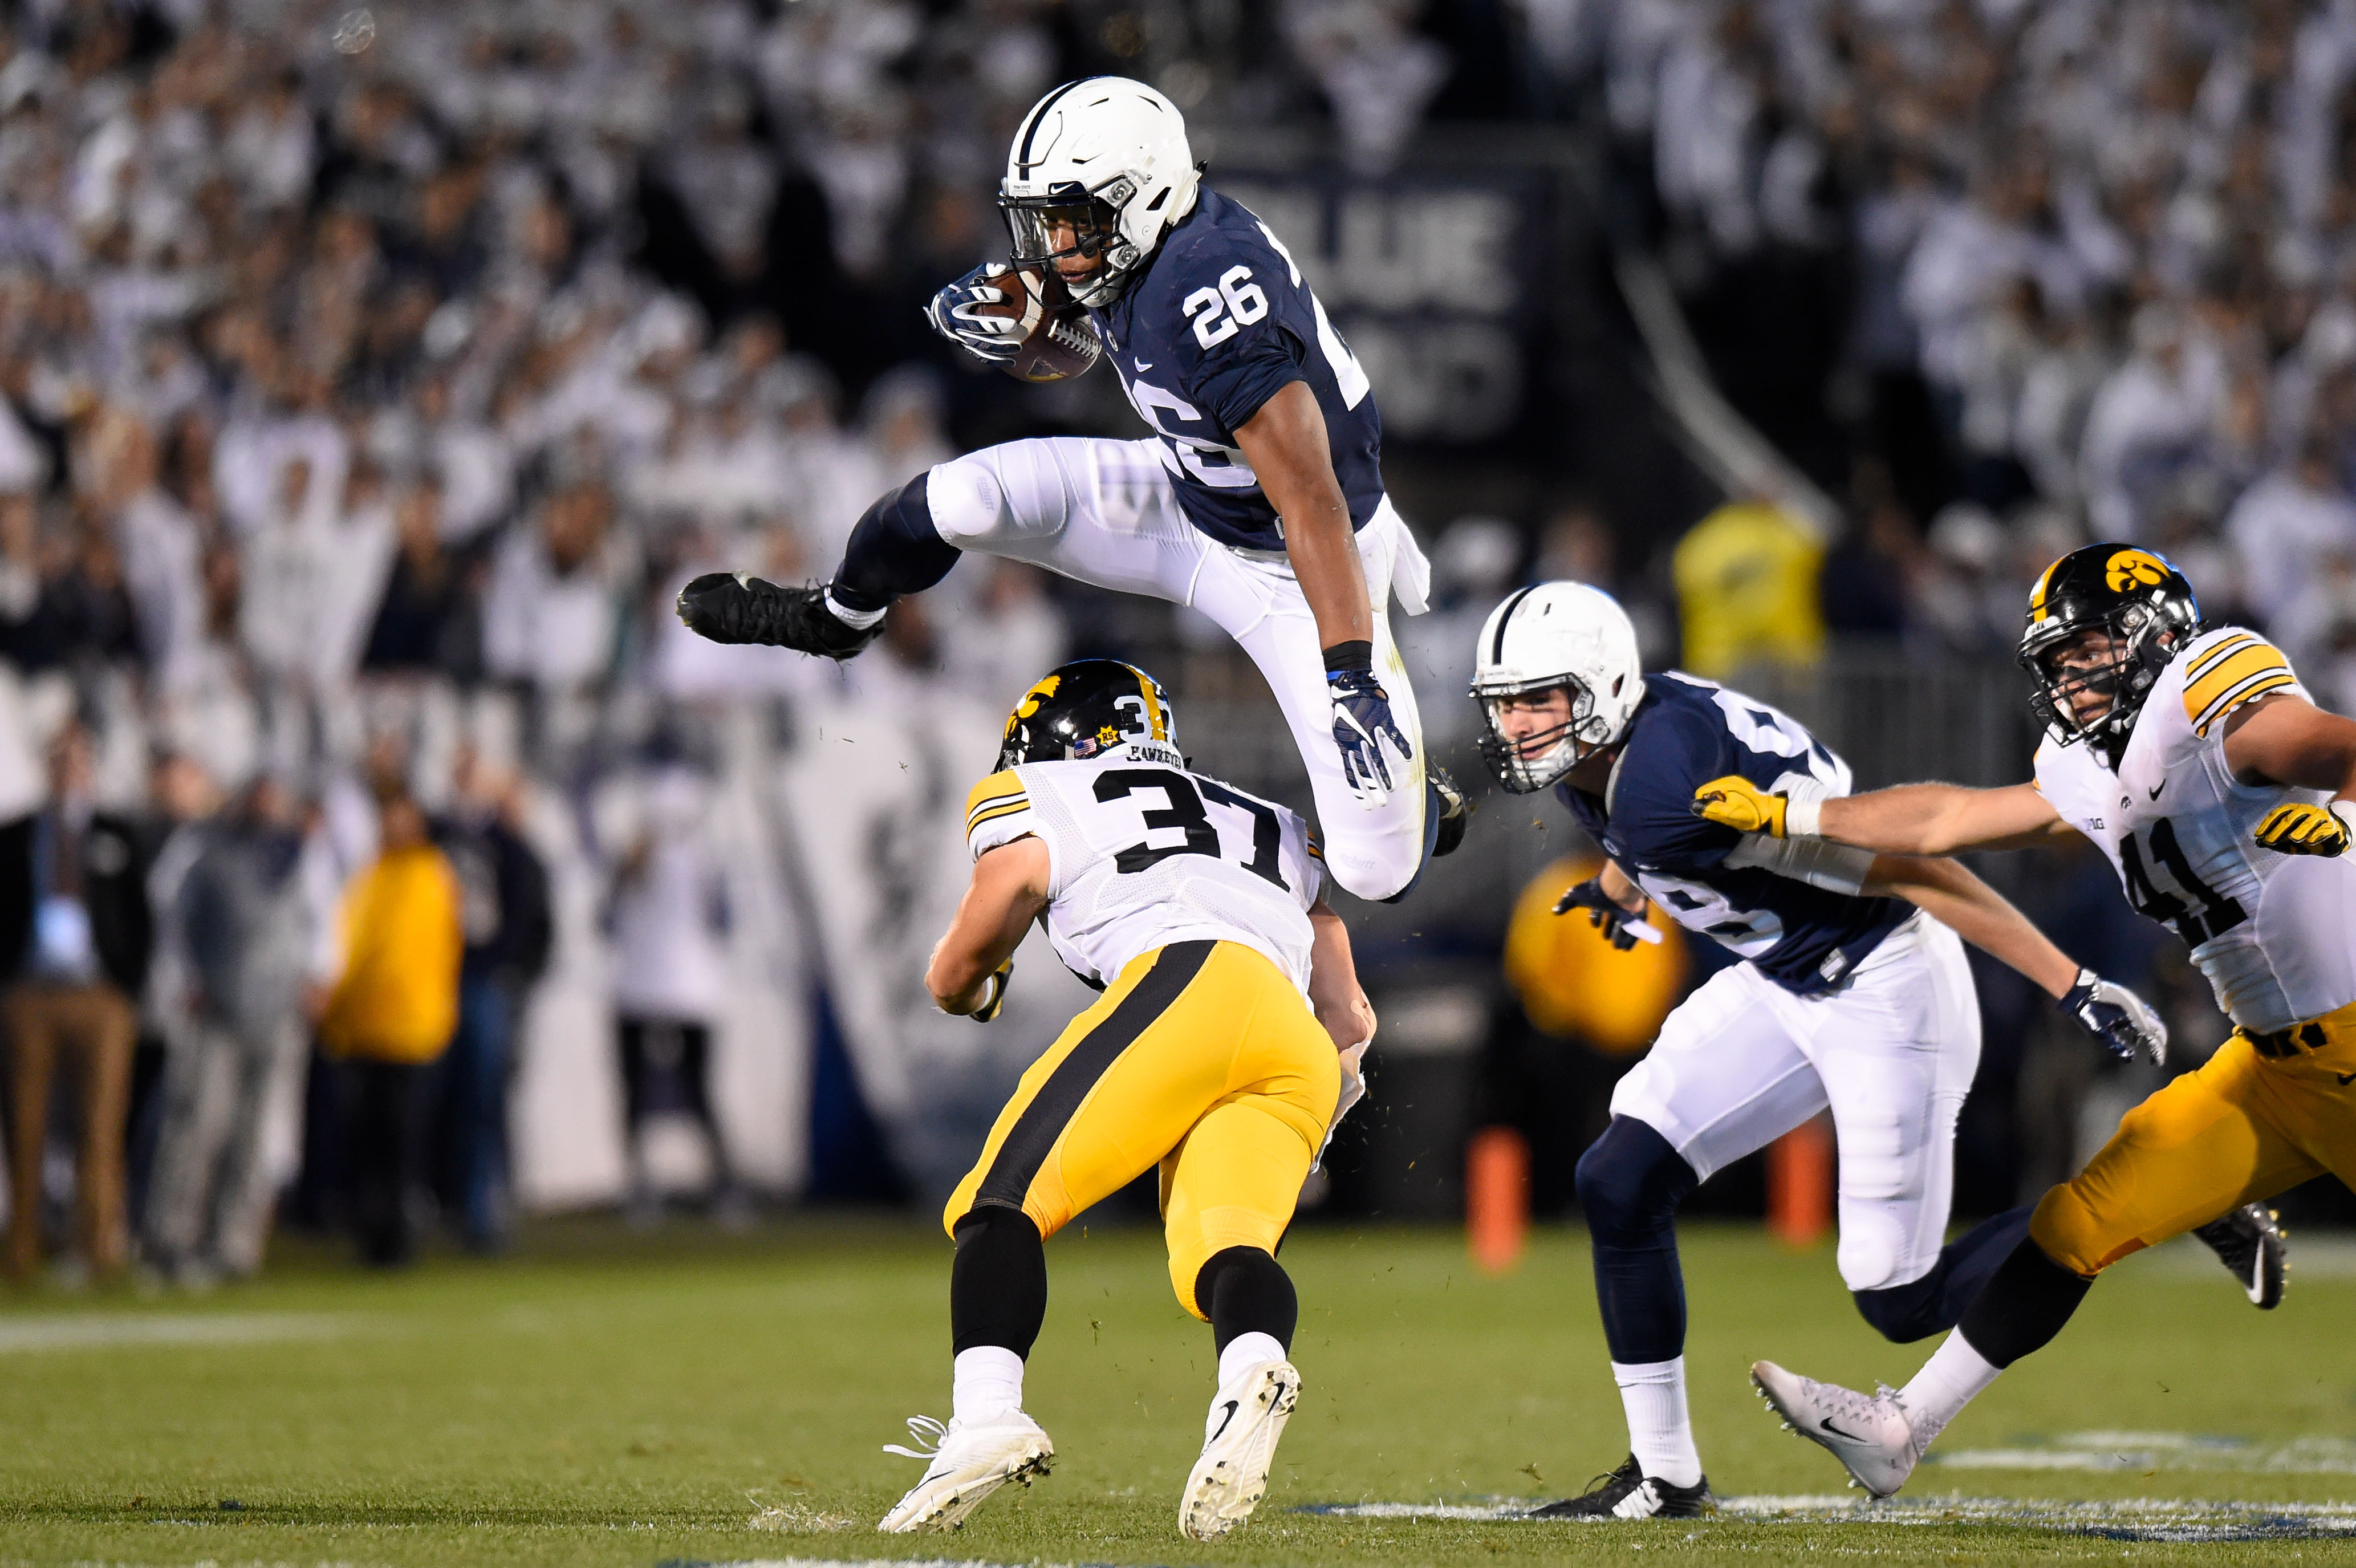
[1306,897,1375,1052]
[1237,381,1409,803]
[2226,692,2356,855]
[1695,776,2071,855]
[1863,854,2167,1062]
[926,836,1051,1018]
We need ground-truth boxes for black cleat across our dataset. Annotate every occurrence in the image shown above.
[675,573,883,660]
[1430,765,1470,858]
[2191,1202,2286,1309]
[1526,1454,1715,1520]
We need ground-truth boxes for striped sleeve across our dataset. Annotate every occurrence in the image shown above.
[965,769,1039,860]
[2181,631,2302,738]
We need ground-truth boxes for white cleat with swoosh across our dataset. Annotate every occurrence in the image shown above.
[1179,1358,1299,1541]
[1750,1359,1924,1498]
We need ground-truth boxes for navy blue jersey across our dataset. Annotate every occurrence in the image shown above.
[1558,673,1910,996]
[1092,188,1386,553]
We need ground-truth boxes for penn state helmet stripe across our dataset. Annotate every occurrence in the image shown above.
[1490,584,1540,663]
[1014,79,1090,173]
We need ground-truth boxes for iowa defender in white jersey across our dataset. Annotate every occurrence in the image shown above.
[879,660,1372,1542]
[1695,545,2350,1497]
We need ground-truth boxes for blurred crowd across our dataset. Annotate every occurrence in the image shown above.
[1587,0,2356,712]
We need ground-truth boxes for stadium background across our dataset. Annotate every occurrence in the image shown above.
[2,0,2355,1286]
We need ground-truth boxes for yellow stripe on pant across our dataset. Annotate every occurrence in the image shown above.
[2030,997,2356,1276]
[945,940,1341,1320]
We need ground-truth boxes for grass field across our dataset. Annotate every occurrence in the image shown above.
[4,1218,2355,1566]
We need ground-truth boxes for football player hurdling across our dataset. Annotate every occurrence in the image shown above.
[1697,545,2333,1498]
[1473,582,2211,1520]
[675,76,1462,904]
[877,659,1372,1541]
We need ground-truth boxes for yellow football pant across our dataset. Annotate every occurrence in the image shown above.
[945,939,1340,1321]
[2032,998,2356,1276]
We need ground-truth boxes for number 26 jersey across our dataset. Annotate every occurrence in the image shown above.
[964,751,1325,997]
[2033,625,2356,1033]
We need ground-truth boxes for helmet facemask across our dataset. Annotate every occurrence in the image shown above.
[2021,608,2169,767]
[1001,178,1142,308]
[1475,676,1608,794]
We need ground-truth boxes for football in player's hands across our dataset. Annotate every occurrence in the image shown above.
[2254,801,2355,856]
[964,265,1103,384]
[969,958,1014,1023]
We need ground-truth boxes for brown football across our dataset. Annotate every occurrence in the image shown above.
[974,265,1103,383]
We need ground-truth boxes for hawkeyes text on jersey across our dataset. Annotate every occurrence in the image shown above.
[2034,625,2356,1034]
[1558,673,1911,995]
[965,755,1326,996]
[1092,188,1384,553]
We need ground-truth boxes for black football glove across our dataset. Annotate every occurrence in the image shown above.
[969,958,1013,1023]
[924,263,1024,366]
[1555,877,1645,950]
[1329,667,1412,806]
[2059,967,2168,1065]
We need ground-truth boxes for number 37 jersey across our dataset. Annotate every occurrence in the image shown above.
[964,753,1326,997]
[2034,625,2356,1033]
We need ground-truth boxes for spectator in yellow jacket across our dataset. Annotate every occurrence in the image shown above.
[321,785,462,1266]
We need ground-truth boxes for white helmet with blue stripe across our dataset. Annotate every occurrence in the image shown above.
[1001,77,1201,308]
[1471,582,1647,793]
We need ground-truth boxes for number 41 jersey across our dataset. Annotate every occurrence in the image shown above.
[965,752,1325,996]
[2034,625,2356,1034]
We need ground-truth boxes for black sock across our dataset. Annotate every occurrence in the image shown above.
[831,473,960,612]
[1577,1116,1699,1365]
[1853,1204,2035,1343]
[949,1207,1047,1357]
[1956,1236,2094,1368]
[1194,1246,1297,1354]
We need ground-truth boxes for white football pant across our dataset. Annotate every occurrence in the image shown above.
[924,436,1432,903]
[1608,912,1981,1292]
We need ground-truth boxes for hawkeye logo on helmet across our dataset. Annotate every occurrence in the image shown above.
[2105,550,2171,593]
[1015,676,1061,717]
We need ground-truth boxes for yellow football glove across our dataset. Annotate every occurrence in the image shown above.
[2254,801,2354,857]
[1692,775,1788,837]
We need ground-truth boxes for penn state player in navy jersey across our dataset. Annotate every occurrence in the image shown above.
[1470,583,2169,1519]
[675,77,1460,904]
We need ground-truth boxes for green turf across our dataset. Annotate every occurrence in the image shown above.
[1,1217,2352,1566]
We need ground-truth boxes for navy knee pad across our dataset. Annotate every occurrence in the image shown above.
[832,472,960,612]
[1576,1116,1699,1366]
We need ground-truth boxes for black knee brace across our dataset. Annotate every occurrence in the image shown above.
[1194,1245,1297,1354]
[949,1207,1048,1358]
[1575,1116,1699,1366]
[831,472,960,612]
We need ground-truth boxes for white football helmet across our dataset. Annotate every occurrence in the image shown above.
[1471,582,1646,793]
[1002,77,1201,308]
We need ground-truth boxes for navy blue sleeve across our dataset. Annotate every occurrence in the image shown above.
[1607,701,1745,875]
[1188,322,1307,433]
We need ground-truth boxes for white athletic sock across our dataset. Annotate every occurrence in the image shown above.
[1898,1331,2002,1448]
[822,588,887,630]
[1217,1331,1287,1388]
[951,1346,1025,1425]
[1612,1357,1703,1488]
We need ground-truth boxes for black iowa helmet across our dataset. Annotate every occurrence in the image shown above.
[997,659,1180,769]
[2018,543,2201,766]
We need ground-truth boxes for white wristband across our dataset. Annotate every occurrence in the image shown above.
[1785,793,1823,839]
[2333,800,2356,836]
